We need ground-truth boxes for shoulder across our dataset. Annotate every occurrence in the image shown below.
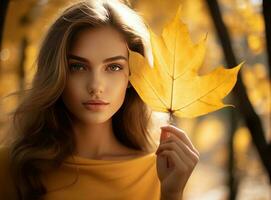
[0,145,19,199]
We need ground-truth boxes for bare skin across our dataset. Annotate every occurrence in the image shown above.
[72,118,146,160]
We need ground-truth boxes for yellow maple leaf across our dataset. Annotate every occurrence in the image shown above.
[128,6,242,119]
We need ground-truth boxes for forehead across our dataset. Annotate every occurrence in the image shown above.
[69,26,128,59]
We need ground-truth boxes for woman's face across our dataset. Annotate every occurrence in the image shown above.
[62,26,130,125]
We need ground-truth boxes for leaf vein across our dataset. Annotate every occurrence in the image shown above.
[175,74,230,111]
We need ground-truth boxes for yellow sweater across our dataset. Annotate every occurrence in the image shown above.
[0,146,161,200]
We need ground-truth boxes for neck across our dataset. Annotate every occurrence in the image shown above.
[72,119,125,159]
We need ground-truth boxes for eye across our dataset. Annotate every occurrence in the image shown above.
[69,63,87,71]
[107,64,123,72]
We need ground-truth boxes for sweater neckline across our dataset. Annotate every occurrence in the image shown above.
[64,152,156,165]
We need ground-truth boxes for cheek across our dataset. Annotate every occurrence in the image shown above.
[108,75,128,102]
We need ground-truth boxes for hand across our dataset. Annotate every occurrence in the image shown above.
[155,125,200,199]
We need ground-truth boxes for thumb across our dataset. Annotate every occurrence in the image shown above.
[160,128,171,143]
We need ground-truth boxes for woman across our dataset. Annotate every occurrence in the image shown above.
[0,0,200,199]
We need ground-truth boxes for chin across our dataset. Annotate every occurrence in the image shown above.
[79,113,113,125]
[85,118,111,124]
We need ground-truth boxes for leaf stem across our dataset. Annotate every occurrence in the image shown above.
[168,111,177,126]
[166,111,177,168]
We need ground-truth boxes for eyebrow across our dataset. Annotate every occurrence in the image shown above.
[67,54,128,63]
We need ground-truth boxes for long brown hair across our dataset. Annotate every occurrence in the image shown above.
[2,0,157,199]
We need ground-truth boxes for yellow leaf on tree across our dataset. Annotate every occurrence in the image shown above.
[128,6,242,119]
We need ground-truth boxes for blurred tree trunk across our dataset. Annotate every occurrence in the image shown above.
[228,108,238,200]
[206,0,271,185]
[0,0,9,72]
[263,0,271,78]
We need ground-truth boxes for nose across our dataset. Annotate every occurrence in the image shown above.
[86,70,104,95]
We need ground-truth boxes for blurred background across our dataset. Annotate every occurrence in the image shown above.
[0,0,270,199]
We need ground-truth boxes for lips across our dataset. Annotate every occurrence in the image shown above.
[82,100,109,111]
[82,100,109,105]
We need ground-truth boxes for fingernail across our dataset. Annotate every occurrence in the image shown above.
[160,129,171,143]
[160,126,167,129]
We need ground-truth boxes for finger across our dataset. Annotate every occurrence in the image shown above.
[160,125,200,156]
[159,133,200,162]
[160,129,170,143]
[157,141,196,167]
[159,150,190,173]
